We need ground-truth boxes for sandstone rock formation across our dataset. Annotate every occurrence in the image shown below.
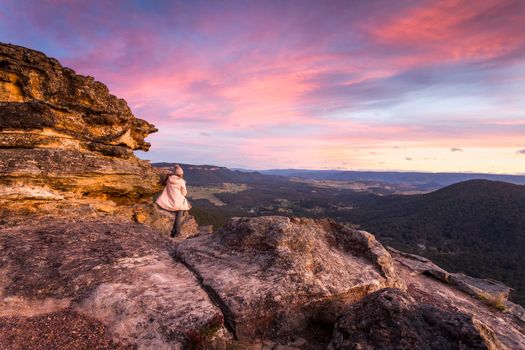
[388,247,525,349]
[0,42,210,240]
[0,43,161,216]
[0,43,155,156]
[388,247,513,309]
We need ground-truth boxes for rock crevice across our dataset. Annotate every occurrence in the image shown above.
[174,216,404,341]
[174,254,238,338]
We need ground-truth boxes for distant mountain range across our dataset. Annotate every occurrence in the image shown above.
[152,163,288,186]
[260,169,525,188]
[156,163,525,192]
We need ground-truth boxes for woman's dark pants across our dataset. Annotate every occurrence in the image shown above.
[171,210,185,237]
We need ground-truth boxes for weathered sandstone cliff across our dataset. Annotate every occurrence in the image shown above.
[0,42,202,236]
[0,43,160,215]
[0,43,155,156]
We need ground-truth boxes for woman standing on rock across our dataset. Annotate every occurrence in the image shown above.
[155,164,192,237]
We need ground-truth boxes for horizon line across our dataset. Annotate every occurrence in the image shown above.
[146,160,525,177]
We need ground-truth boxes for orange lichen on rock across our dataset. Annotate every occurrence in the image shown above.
[0,73,25,102]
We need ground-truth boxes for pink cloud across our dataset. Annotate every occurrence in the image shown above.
[369,0,525,65]
[2,0,524,171]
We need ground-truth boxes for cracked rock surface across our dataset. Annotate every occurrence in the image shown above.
[175,216,405,340]
[2,216,525,349]
[0,219,230,349]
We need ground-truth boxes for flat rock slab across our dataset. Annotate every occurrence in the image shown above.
[391,252,525,349]
[388,248,513,310]
[0,219,230,349]
[175,216,403,340]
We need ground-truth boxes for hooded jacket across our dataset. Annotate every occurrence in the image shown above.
[155,175,191,211]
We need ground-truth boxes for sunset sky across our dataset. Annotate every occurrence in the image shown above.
[1,0,524,173]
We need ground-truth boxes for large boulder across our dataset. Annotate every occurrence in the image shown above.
[174,216,405,340]
[329,288,498,350]
[0,43,161,215]
[0,43,155,156]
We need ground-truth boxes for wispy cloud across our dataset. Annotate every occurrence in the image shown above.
[0,0,524,172]
[450,148,463,152]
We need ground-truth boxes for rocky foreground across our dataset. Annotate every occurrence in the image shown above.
[0,216,524,349]
[1,43,525,349]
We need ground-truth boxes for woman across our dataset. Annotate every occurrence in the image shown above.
[155,164,191,237]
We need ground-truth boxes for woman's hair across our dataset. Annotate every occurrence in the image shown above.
[161,172,182,186]
[173,164,184,177]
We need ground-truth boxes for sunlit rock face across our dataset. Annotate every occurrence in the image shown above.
[0,43,156,155]
[0,43,161,215]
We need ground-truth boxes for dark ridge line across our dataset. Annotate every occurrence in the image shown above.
[172,252,238,339]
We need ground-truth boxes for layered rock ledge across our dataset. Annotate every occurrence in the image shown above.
[0,43,161,216]
[0,43,156,156]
